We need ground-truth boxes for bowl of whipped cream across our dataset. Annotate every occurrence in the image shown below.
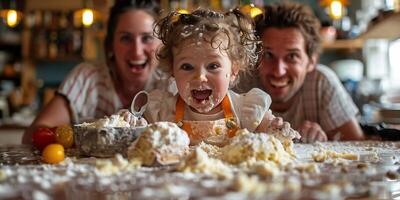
[73,110,148,158]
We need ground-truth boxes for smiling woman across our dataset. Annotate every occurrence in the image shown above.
[22,0,172,144]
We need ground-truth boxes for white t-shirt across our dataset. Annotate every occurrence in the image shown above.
[58,62,173,123]
[233,64,359,132]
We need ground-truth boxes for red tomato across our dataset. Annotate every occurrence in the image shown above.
[50,127,57,133]
[32,128,56,151]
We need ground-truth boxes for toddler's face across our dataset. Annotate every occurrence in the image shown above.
[172,38,236,114]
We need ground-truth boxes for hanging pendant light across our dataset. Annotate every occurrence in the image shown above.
[82,8,94,27]
[74,0,96,27]
[0,0,23,28]
[320,0,349,20]
[6,10,19,27]
[176,9,189,14]
[240,4,263,18]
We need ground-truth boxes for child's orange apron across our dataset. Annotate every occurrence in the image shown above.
[175,95,239,146]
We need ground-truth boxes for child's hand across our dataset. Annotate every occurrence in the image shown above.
[117,109,148,127]
[267,117,301,140]
[269,117,283,129]
[297,121,327,143]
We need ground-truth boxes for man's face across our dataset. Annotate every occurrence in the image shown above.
[258,27,315,103]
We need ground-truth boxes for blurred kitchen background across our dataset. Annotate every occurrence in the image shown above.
[0,0,400,142]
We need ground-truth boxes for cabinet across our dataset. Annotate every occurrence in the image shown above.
[22,0,109,62]
[21,0,108,110]
[323,39,363,50]
[358,12,400,40]
[22,10,85,61]
[322,12,400,51]
[1,0,109,118]
[0,40,22,85]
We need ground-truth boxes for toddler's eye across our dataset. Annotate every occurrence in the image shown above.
[180,63,193,70]
[207,63,219,70]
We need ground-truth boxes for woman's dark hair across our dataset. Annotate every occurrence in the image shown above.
[104,0,160,64]
[254,2,321,58]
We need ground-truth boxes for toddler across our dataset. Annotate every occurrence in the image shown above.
[145,9,299,145]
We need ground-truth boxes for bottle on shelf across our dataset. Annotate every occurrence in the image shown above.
[48,31,58,59]
[27,9,84,60]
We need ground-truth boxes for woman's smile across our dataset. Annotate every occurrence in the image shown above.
[128,59,147,73]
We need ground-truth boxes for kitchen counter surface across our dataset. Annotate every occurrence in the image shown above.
[1,141,399,199]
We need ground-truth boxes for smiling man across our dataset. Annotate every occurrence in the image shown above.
[234,2,364,143]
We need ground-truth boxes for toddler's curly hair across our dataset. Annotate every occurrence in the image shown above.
[154,8,261,77]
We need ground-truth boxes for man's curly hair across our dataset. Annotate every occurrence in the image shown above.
[254,2,322,58]
[154,8,261,77]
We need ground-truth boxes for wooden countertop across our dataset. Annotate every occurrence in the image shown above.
[0,142,399,199]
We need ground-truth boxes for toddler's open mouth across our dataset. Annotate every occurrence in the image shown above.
[191,89,212,103]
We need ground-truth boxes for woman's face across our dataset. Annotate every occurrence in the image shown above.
[112,10,161,86]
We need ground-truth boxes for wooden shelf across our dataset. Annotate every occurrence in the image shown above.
[359,12,400,40]
[0,40,21,47]
[322,39,364,50]
[0,75,21,84]
[25,0,109,11]
[323,11,400,50]
[32,56,83,63]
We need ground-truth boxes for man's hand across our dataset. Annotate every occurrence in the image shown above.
[298,121,327,143]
